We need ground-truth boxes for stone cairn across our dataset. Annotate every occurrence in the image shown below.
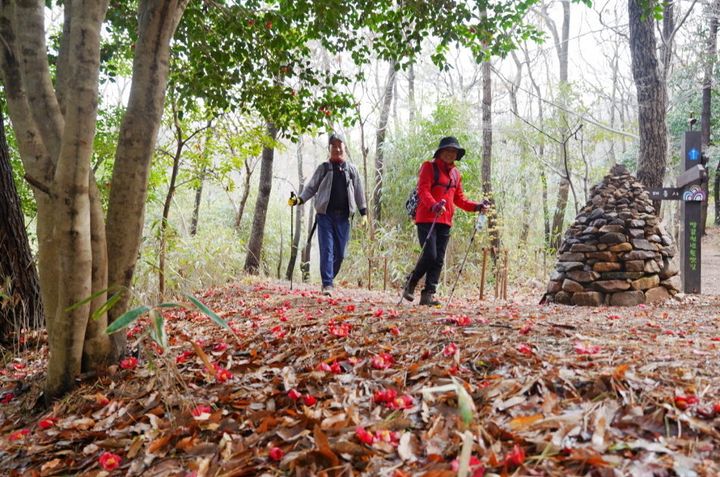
[545,164,681,306]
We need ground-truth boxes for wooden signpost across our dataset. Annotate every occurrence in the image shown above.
[649,130,706,294]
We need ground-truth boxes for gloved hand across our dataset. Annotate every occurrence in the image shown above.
[361,215,368,227]
[431,199,446,215]
[476,199,491,213]
[288,194,302,206]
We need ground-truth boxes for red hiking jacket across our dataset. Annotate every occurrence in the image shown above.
[414,159,479,226]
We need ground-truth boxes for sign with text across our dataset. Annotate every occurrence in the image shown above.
[680,131,702,294]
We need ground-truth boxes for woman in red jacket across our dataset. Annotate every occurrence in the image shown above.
[404,137,488,306]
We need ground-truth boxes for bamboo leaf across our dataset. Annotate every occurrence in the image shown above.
[183,294,230,330]
[91,292,123,321]
[65,286,119,313]
[105,305,151,335]
[151,309,167,348]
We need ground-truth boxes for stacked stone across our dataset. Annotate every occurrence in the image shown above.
[546,164,681,306]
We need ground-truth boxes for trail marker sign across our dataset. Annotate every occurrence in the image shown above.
[649,130,706,294]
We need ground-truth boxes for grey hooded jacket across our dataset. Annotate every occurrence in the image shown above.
[298,161,367,215]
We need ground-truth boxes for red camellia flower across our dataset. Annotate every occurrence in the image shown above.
[574,342,601,355]
[288,389,302,401]
[345,304,356,312]
[176,350,194,364]
[38,418,58,430]
[268,446,284,461]
[714,403,720,413]
[517,344,533,356]
[214,365,233,383]
[452,315,472,326]
[303,395,317,406]
[389,395,414,410]
[98,452,122,471]
[375,429,400,445]
[8,429,29,441]
[452,456,484,476]
[119,357,138,370]
[316,362,332,372]
[389,326,400,336]
[373,308,384,318]
[355,426,375,445]
[674,395,700,410]
[330,361,343,374]
[371,353,394,370]
[519,324,533,335]
[213,342,228,352]
[373,388,398,404]
[505,444,526,467]
[443,343,458,357]
[0,392,15,404]
[191,404,213,420]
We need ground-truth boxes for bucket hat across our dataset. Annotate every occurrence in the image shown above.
[328,132,345,145]
[433,136,465,160]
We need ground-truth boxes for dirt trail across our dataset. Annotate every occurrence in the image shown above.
[701,225,720,295]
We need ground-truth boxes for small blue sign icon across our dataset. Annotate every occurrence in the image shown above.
[688,148,700,161]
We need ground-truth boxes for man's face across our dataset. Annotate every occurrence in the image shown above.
[329,139,345,161]
[438,148,458,163]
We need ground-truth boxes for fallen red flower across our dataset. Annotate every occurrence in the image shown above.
[99,452,122,471]
[268,447,284,461]
[214,365,233,383]
[303,394,317,406]
[38,418,58,430]
[355,426,375,445]
[119,357,138,370]
[574,342,601,355]
[288,389,302,401]
[8,429,29,441]
[505,444,525,467]
[674,395,700,410]
[371,353,394,370]
[443,342,458,357]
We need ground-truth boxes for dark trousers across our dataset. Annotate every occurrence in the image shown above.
[409,222,451,294]
[316,212,350,287]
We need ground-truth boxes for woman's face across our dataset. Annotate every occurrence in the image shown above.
[438,148,458,164]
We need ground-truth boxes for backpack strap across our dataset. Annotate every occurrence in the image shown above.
[322,161,355,183]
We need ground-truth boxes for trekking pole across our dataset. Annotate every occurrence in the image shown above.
[397,199,446,305]
[446,212,486,307]
[289,192,296,290]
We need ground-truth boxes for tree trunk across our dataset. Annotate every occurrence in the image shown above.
[158,120,184,299]
[628,0,667,211]
[244,122,278,274]
[46,0,109,400]
[105,0,188,360]
[408,63,416,124]
[481,58,500,257]
[234,158,255,231]
[373,61,397,221]
[286,141,304,281]
[190,167,205,236]
[542,1,572,251]
[0,109,43,344]
[703,0,719,228]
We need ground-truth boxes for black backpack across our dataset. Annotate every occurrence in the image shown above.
[405,162,455,219]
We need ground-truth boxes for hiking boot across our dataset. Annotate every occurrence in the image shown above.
[419,291,440,306]
[402,277,418,302]
[321,285,334,296]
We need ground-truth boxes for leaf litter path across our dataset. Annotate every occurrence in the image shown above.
[1,278,720,476]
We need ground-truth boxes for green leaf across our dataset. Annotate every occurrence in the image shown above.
[91,291,123,321]
[65,286,119,313]
[151,309,167,348]
[183,293,230,330]
[105,305,151,335]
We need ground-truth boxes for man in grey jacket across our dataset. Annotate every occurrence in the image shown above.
[288,133,367,295]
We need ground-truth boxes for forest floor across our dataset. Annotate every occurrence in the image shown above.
[1,235,720,476]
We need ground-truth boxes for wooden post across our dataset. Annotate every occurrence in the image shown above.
[383,257,388,292]
[479,247,488,300]
[502,249,509,300]
[368,258,373,290]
